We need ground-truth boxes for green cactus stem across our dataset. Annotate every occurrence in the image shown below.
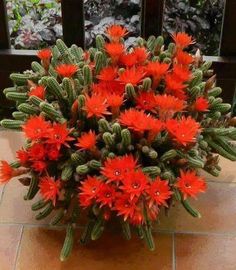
[60,224,75,261]
[0,119,24,130]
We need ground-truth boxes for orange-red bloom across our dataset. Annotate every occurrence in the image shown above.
[119,109,162,134]
[28,143,46,161]
[45,144,60,161]
[119,68,145,85]
[102,155,137,183]
[194,97,209,112]
[92,81,125,96]
[147,178,173,207]
[106,93,124,109]
[97,183,116,208]
[76,130,96,150]
[133,47,149,64]
[39,176,61,206]
[175,50,193,66]
[172,32,195,49]
[135,91,157,111]
[47,123,74,149]
[55,64,78,78]
[79,176,102,207]
[146,61,169,78]
[0,161,14,183]
[28,85,45,100]
[97,66,118,81]
[120,169,148,199]
[115,194,137,221]
[84,94,109,118]
[37,48,52,60]
[172,65,192,82]
[105,43,124,62]
[106,24,128,42]
[22,116,51,140]
[175,170,206,199]
[165,74,187,100]
[32,161,47,173]
[166,116,201,146]
[155,94,185,120]
[16,148,29,166]
[119,52,137,67]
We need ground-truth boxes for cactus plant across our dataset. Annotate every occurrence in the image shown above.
[0,25,236,261]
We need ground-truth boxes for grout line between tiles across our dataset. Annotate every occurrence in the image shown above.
[172,233,176,270]
[14,226,24,270]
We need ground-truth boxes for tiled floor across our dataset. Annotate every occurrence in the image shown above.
[0,131,236,270]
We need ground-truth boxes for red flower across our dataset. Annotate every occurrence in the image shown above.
[146,61,169,78]
[55,64,78,78]
[16,148,29,165]
[147,178,173,207]
[155,94,185,120]
[45,144,60,160]
[176,50,193,66]
[119,109,161,134]
[28,143,46,161]
[120,169,148,199]
[133,47,149,64]
[165,74,187,100]
[92,81,125,96]
[115,194,137,221]
[28,85,45,100]
[22,116,51,140]
[105,43,124,62]
[175,170,207,199]
[84,94,109,118]
[97,66,118,81]
[106,94,124,108]
[37,48,52,60]
[97,183,116,208]
[146,118,163,140]
[32,161,47,173]
[79,176,102,207]
[0,161,14,183]
[106,24,128,42]
[166,116,201,146]
[119,68,145,85]
[172,32,195,49]
[47,123,74,149]
[101,155,137,183]
[172,65,192,82]
[129,208,144,225]
[194,97,209,112]
[135,91,157,111]
[76,130,96,150]
[39,176,61,206]
[119,52,137,67]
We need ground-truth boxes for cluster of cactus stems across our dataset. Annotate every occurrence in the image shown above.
[1,25,236,261]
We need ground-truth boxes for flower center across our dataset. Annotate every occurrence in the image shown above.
[132,182,140,189]
[114,170,121,176]
[105,192,111,198]
[155,191,160,196]
[185,183,191,188]
[92,187,97,193]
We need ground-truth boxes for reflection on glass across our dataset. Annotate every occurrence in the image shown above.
[84,0,141,48]
[163,0,225,56]
[6,0,62,49]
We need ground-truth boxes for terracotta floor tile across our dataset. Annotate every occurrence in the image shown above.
[156,182,236,233]
[0,225,22,270]
[175,234,236,270]
[0,178,57,224]
[200,157,236,183]
[16,227,172,270]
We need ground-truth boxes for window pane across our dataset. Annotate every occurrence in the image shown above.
[84,0,141,48]
[6,0,62,49]
[163,0,225,56]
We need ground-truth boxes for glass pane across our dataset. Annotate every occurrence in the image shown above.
[6,0,62,49]
[163,0,225,56]
[84,0,141,48]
